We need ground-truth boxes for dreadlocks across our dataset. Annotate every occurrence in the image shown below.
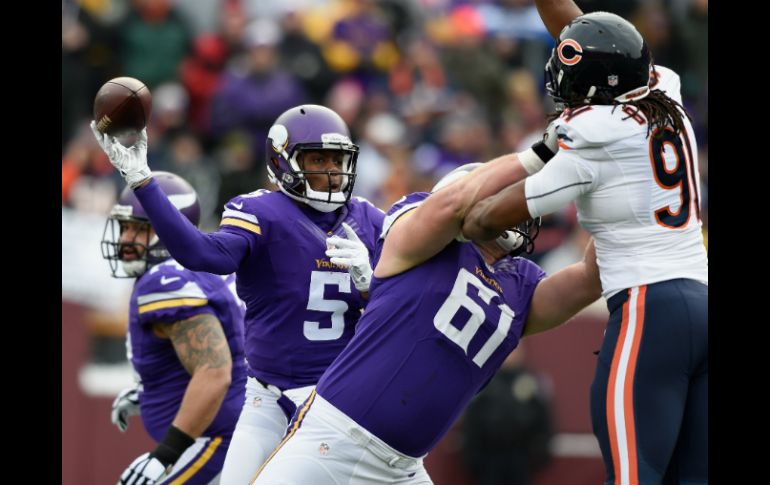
[617,89,690,138]
[547,89,691,140]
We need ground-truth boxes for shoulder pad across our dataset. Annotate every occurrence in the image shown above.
[351,195,382,212]
[650,65,683,105]
[380,192,429,239]
[553,105,646,149]
[220,190,274,235]
[136,261,208,315]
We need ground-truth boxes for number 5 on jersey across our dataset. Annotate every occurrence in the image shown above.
[304,271,351,341]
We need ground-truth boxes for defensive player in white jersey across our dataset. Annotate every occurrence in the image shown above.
[462,3,708,484]
[92,105,385,484]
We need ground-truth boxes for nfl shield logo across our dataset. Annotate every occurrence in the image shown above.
[608,75,619,86]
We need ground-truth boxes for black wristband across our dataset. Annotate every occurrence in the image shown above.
[152,425,195,467]
[531,141,556,164]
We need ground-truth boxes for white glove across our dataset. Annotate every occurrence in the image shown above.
[326,222,373,292]
[518,122,560,175]
[118,452,169,485]
[111,385,141,432]
[90,121,152,188]
[540,121,559,154]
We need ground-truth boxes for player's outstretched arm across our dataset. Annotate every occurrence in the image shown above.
[375,152,528,277]
[534,0,584,38]
[461,180,532,243]
[461,123,563,242]
[523,239,601,336]
[133,179,249,274]
[377,128,558,277]
[92,121,249,274]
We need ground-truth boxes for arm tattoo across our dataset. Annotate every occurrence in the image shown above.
[166,313,232,375]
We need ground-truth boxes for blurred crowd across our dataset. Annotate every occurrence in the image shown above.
[62,4,708,479]
[62,0,708,275]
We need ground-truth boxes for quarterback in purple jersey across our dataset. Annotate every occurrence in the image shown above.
[252,157,601,483]
[92,105,385,483]
[102,172,247,485]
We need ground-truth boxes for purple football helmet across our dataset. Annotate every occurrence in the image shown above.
[265,104,359,212]
[101,171,200,277]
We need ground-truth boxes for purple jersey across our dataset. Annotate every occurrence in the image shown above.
[129,259,247,442]
[218,190,384,389]
[316,193,546,457]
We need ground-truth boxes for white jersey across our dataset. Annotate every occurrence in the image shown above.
[525,66,708,297]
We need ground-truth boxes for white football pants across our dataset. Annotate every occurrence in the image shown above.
[251,391,433,485]
[220,377,314,484]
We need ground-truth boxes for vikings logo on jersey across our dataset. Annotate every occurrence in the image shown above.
[316,192,546,457]
[217,189,385,389]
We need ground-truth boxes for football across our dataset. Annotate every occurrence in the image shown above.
[93,77,152,136]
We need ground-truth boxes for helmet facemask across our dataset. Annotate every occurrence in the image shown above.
[544,52,567,110]
[265,105,360,213]
[544,50,612,107]
[288,147,357,213]
[497,218,541,257]
[101,213,167,278]
[101,171,199,278]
